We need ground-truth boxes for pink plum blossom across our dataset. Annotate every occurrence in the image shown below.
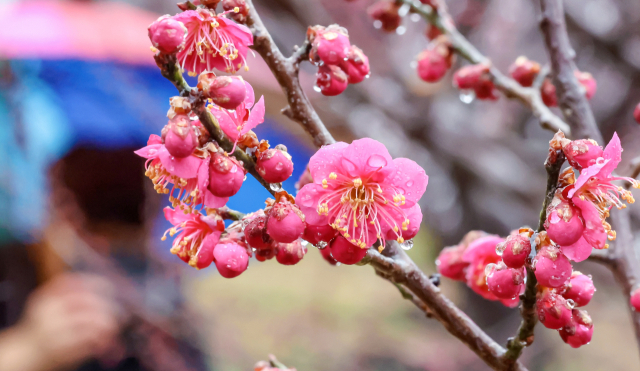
[148,15,187,54]
[162,206,224,269]
[295,138,428,250]
[173,8,253,74]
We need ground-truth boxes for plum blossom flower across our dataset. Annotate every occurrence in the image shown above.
[209,81,265,150]
[295,138,428,249]
[567,133,639,249]
[162,206,224,269]
[173,8,253,74]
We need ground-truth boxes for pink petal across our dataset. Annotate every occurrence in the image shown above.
[211,107,240,141]
[340,138,394,179]
[462,235,504,264]
[571,196,607,249]
[599,132,622,178]
[568,160,609,198]
[158,147,202,179]
[388,158,429,205]
[295,183,330,226]
[243,80,255,109]
[163,206,191,226]
[561,236,592,262]
[241,96,265,136]
[309,142,349,182]
[202,188,229,208]
[219,17,253,47]
[134,144,162,159]
[148,134,162,145]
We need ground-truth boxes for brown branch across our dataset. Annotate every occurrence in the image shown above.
[244,1,335,148]
[402,0,570,135]
[537,0,640,353]
[502,149,565,363]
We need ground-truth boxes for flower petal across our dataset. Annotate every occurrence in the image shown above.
[211,106,240,141]
[163,206,191,226]
[561,236,592,262]
[243,80,255,109]
[202,188,229,208]
[158,147,202,179]
[388,157,428,204]
[308,142,348,182]
[148,134,162,145]
[568,159,609,198]
[241,96,265,136]
[462,235,504,264]
[134,144,162,159]
[599,132,622,178]
[571,196,607,249]
[295,183,330,226]
[340,138,394,179]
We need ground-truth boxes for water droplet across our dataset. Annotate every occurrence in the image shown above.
[230,165,238,173]
[365,73,370,79]
[496,243,506,256]
[243,175,247,181]
[373,20,382,29]
[270,183,283,192]
[459,90,476,104]
[405,180,414,187]
[410,13,421,22]
[367,154,388,168]
[485,263,496,277]
[275,162,284,171]
[300,240,308,246]
[149,149,157,155]
[396,26,407,35]
[317,241,328,249]
[313,85,322,93]
[400,239,414,250]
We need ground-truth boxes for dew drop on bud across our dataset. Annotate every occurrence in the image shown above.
[270,183,283,192]
[317,241,328,249]
[400,239,414,250]
[243,175,247,181]
[496,242,506,256]
[484,263,497,277]
[566,299,576,309]
[459,90,476,104]
[313,85,322,93]
[300,240,309,247]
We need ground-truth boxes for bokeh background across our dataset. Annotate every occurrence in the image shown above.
[1,0,640,370]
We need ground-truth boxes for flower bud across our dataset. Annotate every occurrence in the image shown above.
[167,96,191,118]
[276,239,308,265]
[545,197,584,246]
[416,40,453,83]
[222,0,250,22]
[200,0,222,8]
[255,247,277,262]
[436,245,467,281]
[244,215,273,249]
[634,102,640,124]
[164,115,198,158]
[199,74,247,110]
[256,147,294,183]
[295,165,313,191]
[320,246,338,265]
[575,70,596,100]
[148,15,187,54]
[500,234,532,269]
[208,152,246,197]
[534,245,572,288]
[559,309,593,348]
[302,223,338,245]
[425,24,442,40]
[631,287,640,312]
[563,272,595,307]
[486,263,525,300]
[191,232,219,269]
[453,64,490,90]
[561,139,603,170]
[536,289,573,329]
[309,25,351,65]
[266,201,306,243]
[316,64,349,96]
[213,242,250,278]
[342,46,370,84]
[508,56,541,87]
[367,1,401,33]
[541,78,557,107]
[329,235,367,265]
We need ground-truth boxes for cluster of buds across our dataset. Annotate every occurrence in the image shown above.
[367,0,439,33]
[453,63,498,100]
[308,25,370,96]
[508,56,597,107]
[415,36,455,83]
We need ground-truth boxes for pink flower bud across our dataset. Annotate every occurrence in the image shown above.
[148,15,187,54]
[486,263,525,300]
[302,223,338,245]
[208,152,246,197]
[631,287,640,311]
[367,1,402,33]
[255,247,277,262]
[634,102,640,124]
[541,78,557,107]
[562,139,603,170]
[563,272,595,307]
[559,309,593,348]
[436,245,468,281]
[213,242,250,278]
[256,147,294,183]
[342,46,370,84]
[164,115,198,158]
[295,165,313,191]
[453,64,490,90]
[266,201,306,243]
[199,75,248,110]
[329,235,367,265]
[416,48,450,83]
[222,0,250,22]
[508,56,541,87]
[316,65,349,96]
[575,70,597,100]
[310,25,351,65]
[244,215,273,249]
[276,239,308,265]
[536,289,573,329]
[192,232,219,269]
[319,246,338,265]
[534,245,572,288]
[500,234,532,269]
[425,24,442,40]
[545,198,584,246]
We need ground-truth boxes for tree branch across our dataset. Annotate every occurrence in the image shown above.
[401,0,570,135]
[502,149,565,363]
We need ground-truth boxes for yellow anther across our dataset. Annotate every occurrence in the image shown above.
[233,6,240,12]
[161,236,167,241]
[353,178,362,187]
[322,179,328,189]
[150,46,158,53]
[344,233,350,238]
[329,172,337,180]
[397,237,405,243]
[169,228,178,237]
[393,226,399,232]
[604,244,610,249]
[188,71,197,77]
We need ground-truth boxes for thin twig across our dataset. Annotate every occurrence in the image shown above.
[402,0,570,135]
[502,149,565,363]
[216,206,246,221]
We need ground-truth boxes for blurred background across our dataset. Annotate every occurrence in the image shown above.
[1,0,640,370]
